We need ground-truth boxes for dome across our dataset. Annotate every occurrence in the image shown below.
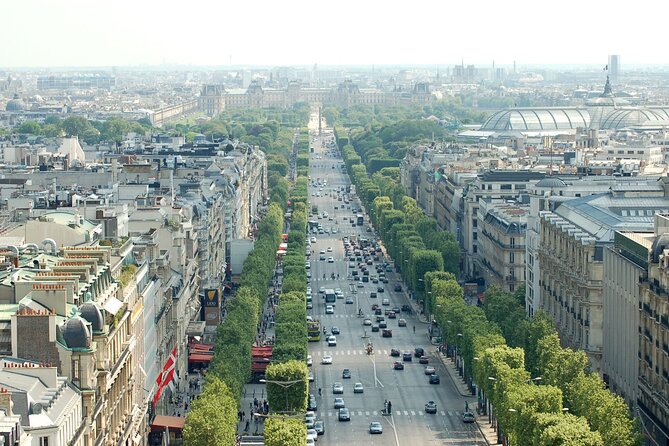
[480,108,590,132]
[536,177,567,188]
[600,107,669,130]
[79,302,105,332]
[61,317,92,349]
[5,94,26,112]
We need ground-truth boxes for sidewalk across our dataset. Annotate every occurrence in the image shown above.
[436,348,500,445]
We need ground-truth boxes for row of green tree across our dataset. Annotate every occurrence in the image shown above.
[431,278,642,446]
[338,140,459,314]
[182,119,307,445]
[263,173,311,445]
[13,116,152,144]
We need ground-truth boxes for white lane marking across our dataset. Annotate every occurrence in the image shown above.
[440,411,446,416]
[372,411,378,416]
[418,411,424,416]
[411,410,416,416]
[403,410,408,416]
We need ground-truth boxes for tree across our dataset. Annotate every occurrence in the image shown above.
[183,377,238,446]
[264,418,306,446]
[529,413,604,446]
[17,121,41,135]
[536,334,588,389]
[266,361,309,414]
[61,116,94,138]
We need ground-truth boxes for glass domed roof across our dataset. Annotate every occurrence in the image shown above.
[480,108,590,132]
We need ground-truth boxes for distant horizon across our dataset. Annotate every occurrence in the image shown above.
[3,62,669,72]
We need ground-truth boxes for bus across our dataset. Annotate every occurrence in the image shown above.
[307,320,321,342]
[356,214,364,226]
[324,289,336,304]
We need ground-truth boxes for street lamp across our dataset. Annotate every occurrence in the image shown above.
[259,379,304,414]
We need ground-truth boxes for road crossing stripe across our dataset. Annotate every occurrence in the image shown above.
[372,411,378,416]
[403,410,408,416]
[418,411,424,416]
[448,411,453,416]
[411,411,416,416]
[440,411,446,416]
[365,411,370,416]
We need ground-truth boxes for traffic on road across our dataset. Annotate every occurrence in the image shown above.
[304,114,485,445]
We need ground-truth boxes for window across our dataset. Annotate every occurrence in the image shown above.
[501,184,512,190]
[40,437,49,446]
[510,252,515,263]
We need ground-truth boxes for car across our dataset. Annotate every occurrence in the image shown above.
[394,284,402,292]
[306,301,313,309]
[375,308,382,315]
[338,407,350,421]
[333,382,344,394]
[371,324,379,332]
[429,373,441,384]
[419,356,429,364]
[462,412,476,423]
[326,305,334,314]
[403,352,413,362]
[308,395,317,411]
[390,348,400,357]
[354,382,364,393]
[415,347,425,357]
[382,329,392,338]
[328,257,334,263]
[342,368,351,379]
[328,335,337,346]
[424,365,436,375]
[392,306,401,314]
[307,355,312,367]
[370,292,377,298]
[369,421,383,434]
[307,428,318,442]
[308,370,315,382]
[387,311,396,319]
[331,326,341,335]
[311,237,317,243]
[401,304,412,312]
[322,355,333,364]
[319,254,326,260]
[319,287,326,294]
[319,249,326,255]
[425,400,437,414]
[334,397,345,409]
[398,318,407,327]
[363,318,372,326]
[314,419,325,435]
[345,296,354,304]
[377,287,384,293]
[327,246,333,252]
[393,361,404,370]
[378,320,387,329]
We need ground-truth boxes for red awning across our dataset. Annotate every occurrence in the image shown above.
[188,353,213,363]
[189,343,213,351]
[151,415,185,430]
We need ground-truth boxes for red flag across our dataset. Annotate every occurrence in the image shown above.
[153,346,177,408]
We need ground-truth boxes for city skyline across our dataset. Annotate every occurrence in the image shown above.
[4,0,668,68]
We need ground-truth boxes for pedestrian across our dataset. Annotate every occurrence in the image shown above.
[413,325,416,333]
[244,420,250,432]
[242,411,246,420]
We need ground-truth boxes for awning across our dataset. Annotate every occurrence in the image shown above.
[104,297,123,315]
[190,342,213,351]
[188,353,213,363]
[151,415,185,430]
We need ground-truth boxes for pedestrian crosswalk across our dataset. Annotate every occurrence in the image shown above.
[316,409,463,418]
[311,349,406,356]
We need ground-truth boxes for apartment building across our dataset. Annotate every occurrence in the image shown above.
[538,178,669,373]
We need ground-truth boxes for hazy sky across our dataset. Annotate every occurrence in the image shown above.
[4,0,668,68]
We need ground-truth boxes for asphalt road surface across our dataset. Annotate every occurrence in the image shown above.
[305,114,485,446]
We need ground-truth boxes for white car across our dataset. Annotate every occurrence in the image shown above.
[307,355,313,366]
[311,237,317,243]
[327,246,333,252]
[322,355,333,364]
[319,287,326,294]
[326,305,334,314]
[328,257,334,263]
[328,335,337,346]
[307,287,312,294]
[354,382,364,393]
[307,429,318,442]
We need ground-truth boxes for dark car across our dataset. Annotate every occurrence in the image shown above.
[393,361,404,370]
[379,320,387,329]
[401,304,412,313]
[382,329,392,338]
[377,287,384,293]
[370,292,377,298]
[419,356,429,364]
[392,306,401,314]
[403,352,412,362]
[308,394,317,411]
[371,325,380,332]
[425,400,437,414]
[414,347,425,358]
[342,368,351,379]
[390,348,400,357]
[338,407,351,421]
[375,308,382,315]
[314,419,325,435]
[387,311,396,319]
[429,373,440,384]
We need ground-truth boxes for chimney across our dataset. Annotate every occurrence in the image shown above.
[0,388,13,416]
